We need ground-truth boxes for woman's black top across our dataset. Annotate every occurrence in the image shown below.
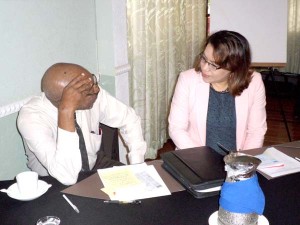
[206,86,236,155]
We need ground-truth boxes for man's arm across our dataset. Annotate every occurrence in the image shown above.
[96,89,147,164]
[17,109,82,185]
[18,74,96,185]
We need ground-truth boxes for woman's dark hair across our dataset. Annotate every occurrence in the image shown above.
[194,30,253,96]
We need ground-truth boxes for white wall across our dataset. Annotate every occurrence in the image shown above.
[210,0,288,66]
[0,0,98,106]
[0,0,130,180]
[95,0,131,163]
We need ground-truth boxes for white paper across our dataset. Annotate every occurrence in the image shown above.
[256,152,284,169]
[196,186,221,193]
[256,147,300,179]
[97,163,171,201]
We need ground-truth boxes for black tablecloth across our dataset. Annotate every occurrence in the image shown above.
[1,170,300,225]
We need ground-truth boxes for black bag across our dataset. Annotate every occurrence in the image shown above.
[161,146,226,198]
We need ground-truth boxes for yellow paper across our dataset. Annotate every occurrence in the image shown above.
[98,164,171,201]
[98,167,142,189]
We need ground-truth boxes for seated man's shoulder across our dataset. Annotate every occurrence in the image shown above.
[20,95,43,113]
[18,94,54,123]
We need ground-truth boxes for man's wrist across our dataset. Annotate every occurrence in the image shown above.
[58,107,76,132]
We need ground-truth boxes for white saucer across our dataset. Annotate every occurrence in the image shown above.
[6,180,52,201]
[208,211,269,225]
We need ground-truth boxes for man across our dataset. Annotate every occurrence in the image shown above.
[17,63,147,185]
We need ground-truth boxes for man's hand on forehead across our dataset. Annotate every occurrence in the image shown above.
[59,73,95,111]
[68,73,94,93]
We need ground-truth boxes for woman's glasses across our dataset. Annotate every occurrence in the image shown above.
[199,53,221,71]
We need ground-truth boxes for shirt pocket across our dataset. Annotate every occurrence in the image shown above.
[88,132,102,155]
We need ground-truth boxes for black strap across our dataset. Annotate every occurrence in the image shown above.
[74,115,90,171]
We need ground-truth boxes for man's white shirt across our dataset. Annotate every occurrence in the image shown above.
[17,88,147,185]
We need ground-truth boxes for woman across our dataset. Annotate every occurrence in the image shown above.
[168,30,267,154]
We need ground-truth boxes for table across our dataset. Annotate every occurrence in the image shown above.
[1,143,300,225]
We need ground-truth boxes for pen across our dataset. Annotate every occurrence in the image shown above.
[295,157,300,162]
[103,200,141,204]
[63,194,80,213]
[217,142,230,154]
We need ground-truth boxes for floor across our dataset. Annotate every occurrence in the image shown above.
[157,78,300,158]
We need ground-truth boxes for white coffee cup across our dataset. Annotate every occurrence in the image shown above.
[16,171,38,196]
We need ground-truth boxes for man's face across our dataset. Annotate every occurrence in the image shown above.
[43,63,101,110]
[52,72,100,110]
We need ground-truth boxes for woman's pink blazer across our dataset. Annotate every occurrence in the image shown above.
[168,69,267,151]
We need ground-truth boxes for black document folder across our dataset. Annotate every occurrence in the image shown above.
[161,146,226,198]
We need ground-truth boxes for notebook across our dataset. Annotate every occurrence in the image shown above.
[161,146,226,198]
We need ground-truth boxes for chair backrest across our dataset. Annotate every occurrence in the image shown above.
[99,123,119,161]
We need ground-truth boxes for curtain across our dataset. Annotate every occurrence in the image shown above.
[284,0,300,73]
[127,0,207,159]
